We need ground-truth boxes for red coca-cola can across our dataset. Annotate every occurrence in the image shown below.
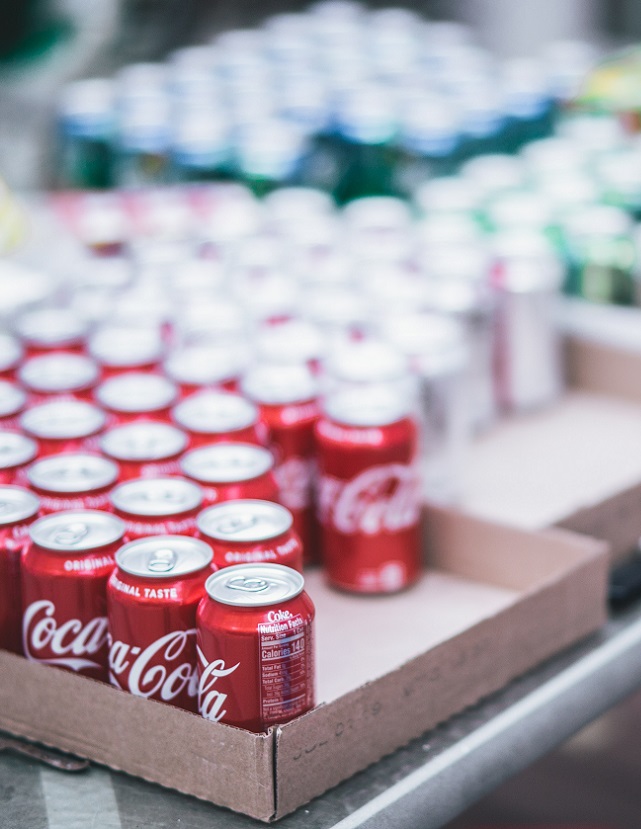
[180,443,279,508]
[20,400,108,456]
[0,486,40,654]
[197,500,304,572]
[26,453,119,514]
[111,477,204,540]
[108,535,215,711]
[315,387,422,594]
[171,390,263,448]
[18,353,100,404]
[14,308,89,357]
[95,373,179,425]
[0,333,24,380]
[88,326,165,378]
[242,364,319,564]
[163,344,245,397]
[100,422,189,481]
[22,510,126,680]
[0,432,38,485]
[0,381,27,430]
[197,563,315,732]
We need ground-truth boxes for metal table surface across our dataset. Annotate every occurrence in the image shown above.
[3,601,641,829]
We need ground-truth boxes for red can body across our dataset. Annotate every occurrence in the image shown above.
[107,536,215,712]
[197,564,315,732]
[27,454,119,515]
[180,444,279,508]
[0,487,40,654]
[315,399,422,594]
[100,423,189,481]
[22,511,126,680]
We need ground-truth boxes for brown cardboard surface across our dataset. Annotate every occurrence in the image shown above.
[273,509,607,819]
[0,507,608,822]
[461,338,641,561]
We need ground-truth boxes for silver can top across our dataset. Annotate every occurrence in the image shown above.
[116,535,212,578]
[88,326,164,368]
[18,354,100,393]
[111,476,203,516]
[164,344,245,386]
[20,400,107,439]
[197,499,292,542]
[30,509,125,552]
[322,385,412,427]
[14,308,88,347]
[0,333,23,373]
[204,563,304,607]
[241,363,317,406]
[172,391,258,434]
[0,431,38,469]
[96,373,178,413]
[0,381,26,417]
[180,443,273,484]
[0,485,40,525]
[100,422,188,461]
[27,453,118,493]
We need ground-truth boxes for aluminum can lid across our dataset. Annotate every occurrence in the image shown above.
[116,535,212,578]
[0,333,23,372]
[96,373,178,413]
[30,510,125,552]
[323,385,412,427]
[164,345,245,386]
[18,354,99,393]
[0,381,26,417]
[172,391,257,434]
[324,340,408,385]
[0,485,40,524]
[28,453,118,493]
[181,443,273,483]
[197,499,292,542]
[204,562,304,607]
[241,364,317,405]
[20,400,107,439]
[0,431,38,468]
[100,422,188,461]
[111,476,203,516]
[14,309,88,347]
[89,326,164,367]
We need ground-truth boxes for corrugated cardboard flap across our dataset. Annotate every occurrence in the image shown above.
[0,651,276,821]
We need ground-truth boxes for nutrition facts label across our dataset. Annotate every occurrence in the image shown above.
[258,613,313,725]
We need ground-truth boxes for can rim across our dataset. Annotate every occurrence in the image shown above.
[204,562,304,606]
[115,534,213,578]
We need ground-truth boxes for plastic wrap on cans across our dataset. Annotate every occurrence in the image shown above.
[241,364,319,562]
[22,510,126,680]
[197,563,315,732]
[197,500,303,572]
[172,390,263,448]
[107,535,215,711]
[0,486,40,654]
[180,442,278,508]
[491,230,565,412]
[26,453,119,515]
[380,312,470,504]
[110,477,204,540]
[315,385,422,594]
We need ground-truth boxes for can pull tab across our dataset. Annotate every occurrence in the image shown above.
[148,548,177,573]
[227,576,270,593]
[54,522,90,546]
[215,515,259,535]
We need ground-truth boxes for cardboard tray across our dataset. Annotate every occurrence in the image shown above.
[0,507,608,821]
[462,336,641,563]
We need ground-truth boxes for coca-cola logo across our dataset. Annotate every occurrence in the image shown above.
[275,457,314,511]
[109,630,198,701]
[317,463,420,535]
[197,646,240,723]
[23,599,108,672]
